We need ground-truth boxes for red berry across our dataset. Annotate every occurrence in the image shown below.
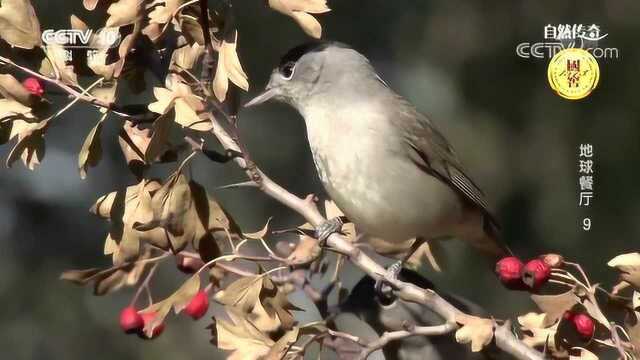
[184,290,209,320]
[139,311,165,339]
[539,253,564,268]
[22,77,44,97]
[495,256,526,290]
[572,313,595,339]
[522,259,551,289]
[176,254,204,274]
[119,306,144,334]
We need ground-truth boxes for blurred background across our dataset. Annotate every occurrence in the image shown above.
[1,0,639,359]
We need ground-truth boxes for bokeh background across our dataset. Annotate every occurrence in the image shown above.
[1,0,639,359]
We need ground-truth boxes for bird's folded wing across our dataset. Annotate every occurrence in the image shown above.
[399,105,499,228]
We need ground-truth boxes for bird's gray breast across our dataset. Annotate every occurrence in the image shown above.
[300,102,464,242]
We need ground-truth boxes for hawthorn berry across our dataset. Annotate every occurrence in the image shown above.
[184,290,209,320]
[119,306,144,334]
[572,313,595,339]
[495,256,526,290]
[22,77,44,97]
[176,254,204,274]
[522,259,551,289]
[540,253,564,268]
[138,311,165,339]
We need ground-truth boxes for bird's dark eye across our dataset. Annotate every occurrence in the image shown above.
[280,61,296,80]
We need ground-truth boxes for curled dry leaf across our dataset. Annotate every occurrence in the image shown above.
[625,309,640,358]
[140,272,201,337]
[92,81,118,113]
[0,99,35,124]
[6,118,48,170]
[215,273,299,333]
[118,121,153,176]
[171,43,204,71]
[608,252,640,290]
[0,73,37,106]
[530,288,579,327]
[83,0,105,11]
[40,44,79,86]
[286,235,321,266]
[264,327,299,360]
[106,0,143,27]
[148,83,211,131]
[243,218,272,240]
[268,0,330,39]
[569,347,598,360]
[454,314,494,352]
[144,112,173,163]
[216,311,273,360]
[212,31,249,102]
[142,171,192,237]
[518,312,561,353]
[79,113,108,179]
[70,14,88,31]
[148,0,187,25]
[86,27,127,80]
[60,248,150,295]
[406,241,444,272]
[0,0,41,49]
[132,176,233,256]
[91,179,170,263]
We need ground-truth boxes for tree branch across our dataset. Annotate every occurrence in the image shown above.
[355,322,457,360]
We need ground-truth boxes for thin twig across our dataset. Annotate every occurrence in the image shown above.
[356,322,457,360]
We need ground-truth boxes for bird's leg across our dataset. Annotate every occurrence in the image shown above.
[374,237,427,302]
[315,216,348,246]
[374,260,403,303]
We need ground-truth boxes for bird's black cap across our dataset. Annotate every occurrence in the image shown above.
[278,41,349,70]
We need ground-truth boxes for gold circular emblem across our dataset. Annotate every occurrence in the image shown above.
[547,48,600,100]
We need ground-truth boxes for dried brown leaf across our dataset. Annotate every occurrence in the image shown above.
[267,0,330,39]
[171,43,204,70]
[265,327,300,360]
[216,311,273,360]
[148,83,211,131]
[216,275,264,313]
[454,314,494,352]
[40,44,78,86]
[78,113,107,179]
[212,31,248,102]
[106,0,143,27]
[6,118,48,170]
[531,289,579,327]
[518,312,560,351]
[569,347,598,360]
[148,0,186,25]
[286,235,321,266]
[0,0,41,49]
[609,253,640,290]
[0,73,35,106]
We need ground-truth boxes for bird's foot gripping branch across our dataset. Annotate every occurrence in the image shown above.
[0,1,637,359]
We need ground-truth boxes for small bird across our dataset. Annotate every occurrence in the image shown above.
[246,41,508,269]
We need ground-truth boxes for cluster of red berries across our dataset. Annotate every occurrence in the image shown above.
[495,254,562,291]
[119,290,210,339]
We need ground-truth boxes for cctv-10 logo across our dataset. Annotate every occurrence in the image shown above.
[41,29,121,49]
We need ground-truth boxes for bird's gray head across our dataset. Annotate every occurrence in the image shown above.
[244,41,375,109]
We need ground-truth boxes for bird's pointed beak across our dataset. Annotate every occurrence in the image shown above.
[244,87,280,108]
